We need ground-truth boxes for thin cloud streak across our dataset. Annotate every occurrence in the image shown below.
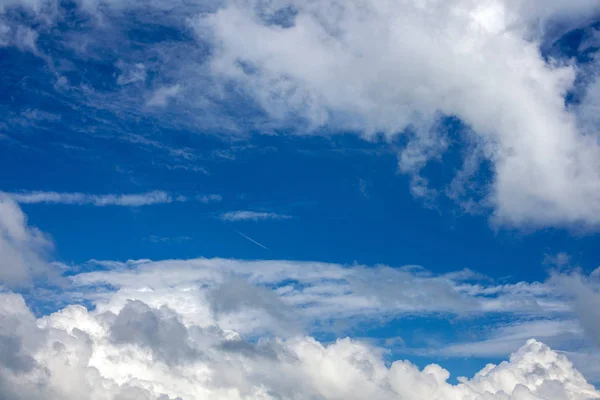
[221,211,292,221]
[5,191,222,206]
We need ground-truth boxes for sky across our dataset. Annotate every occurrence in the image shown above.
[1,0,600,399]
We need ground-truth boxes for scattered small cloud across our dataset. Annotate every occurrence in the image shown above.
[145,235,192,244]
[6,191,178,207]
[5,191,222,207]
[146,84,182,107]
[358,178,369,198]
[544,252,572,268]
[220,211,292,222]
[197,194,223,203]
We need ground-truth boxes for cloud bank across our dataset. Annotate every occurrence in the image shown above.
[0,292,598,400]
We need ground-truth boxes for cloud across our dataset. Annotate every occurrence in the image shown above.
[196,194,223,203]
[58,256,600,381]
[551,270,600,347]
[0,290,598,400]
[63,257,574,338]
[5,191,221,206]
[436,319,584,358]
[145,236,192,243]
[196,0,600,229]
[0,194,55,287]
[105,300,201,364]
[146,84,182,107]
[220,211,292,221]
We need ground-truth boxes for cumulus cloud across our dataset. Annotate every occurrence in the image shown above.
[5,191,221,206]
[0,194,55,287]
[220,211,292,221]
[0,289,598,400]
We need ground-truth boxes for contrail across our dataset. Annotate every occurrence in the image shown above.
[235,230,269,250]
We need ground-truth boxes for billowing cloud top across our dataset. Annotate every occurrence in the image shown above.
[0,291,599,400]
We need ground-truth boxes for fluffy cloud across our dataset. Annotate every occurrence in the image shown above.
[197,0,600,229]
[0,194,54,287]
[0,289,599,400]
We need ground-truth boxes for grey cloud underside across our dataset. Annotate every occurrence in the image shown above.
[2,0,600,229]
[106,300,202,365]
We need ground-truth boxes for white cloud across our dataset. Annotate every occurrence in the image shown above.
[0,289,598,400]
[436,319,584,358]
[220,211,292,221]
[62,258,575,337]
[194,0,600,229]
[4,191,221,206]
[57,257,600,383]
[0,194,55,287]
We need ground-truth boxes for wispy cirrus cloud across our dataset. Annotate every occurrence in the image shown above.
[145,235,192,244]
[5,191,222,207]
[197,194,223,203]
[220,210,292,222]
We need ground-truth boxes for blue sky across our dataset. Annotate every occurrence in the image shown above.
[1,1,600,399]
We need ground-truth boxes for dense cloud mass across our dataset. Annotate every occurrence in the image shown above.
[1,0,600,228]
[0,290,598,400]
